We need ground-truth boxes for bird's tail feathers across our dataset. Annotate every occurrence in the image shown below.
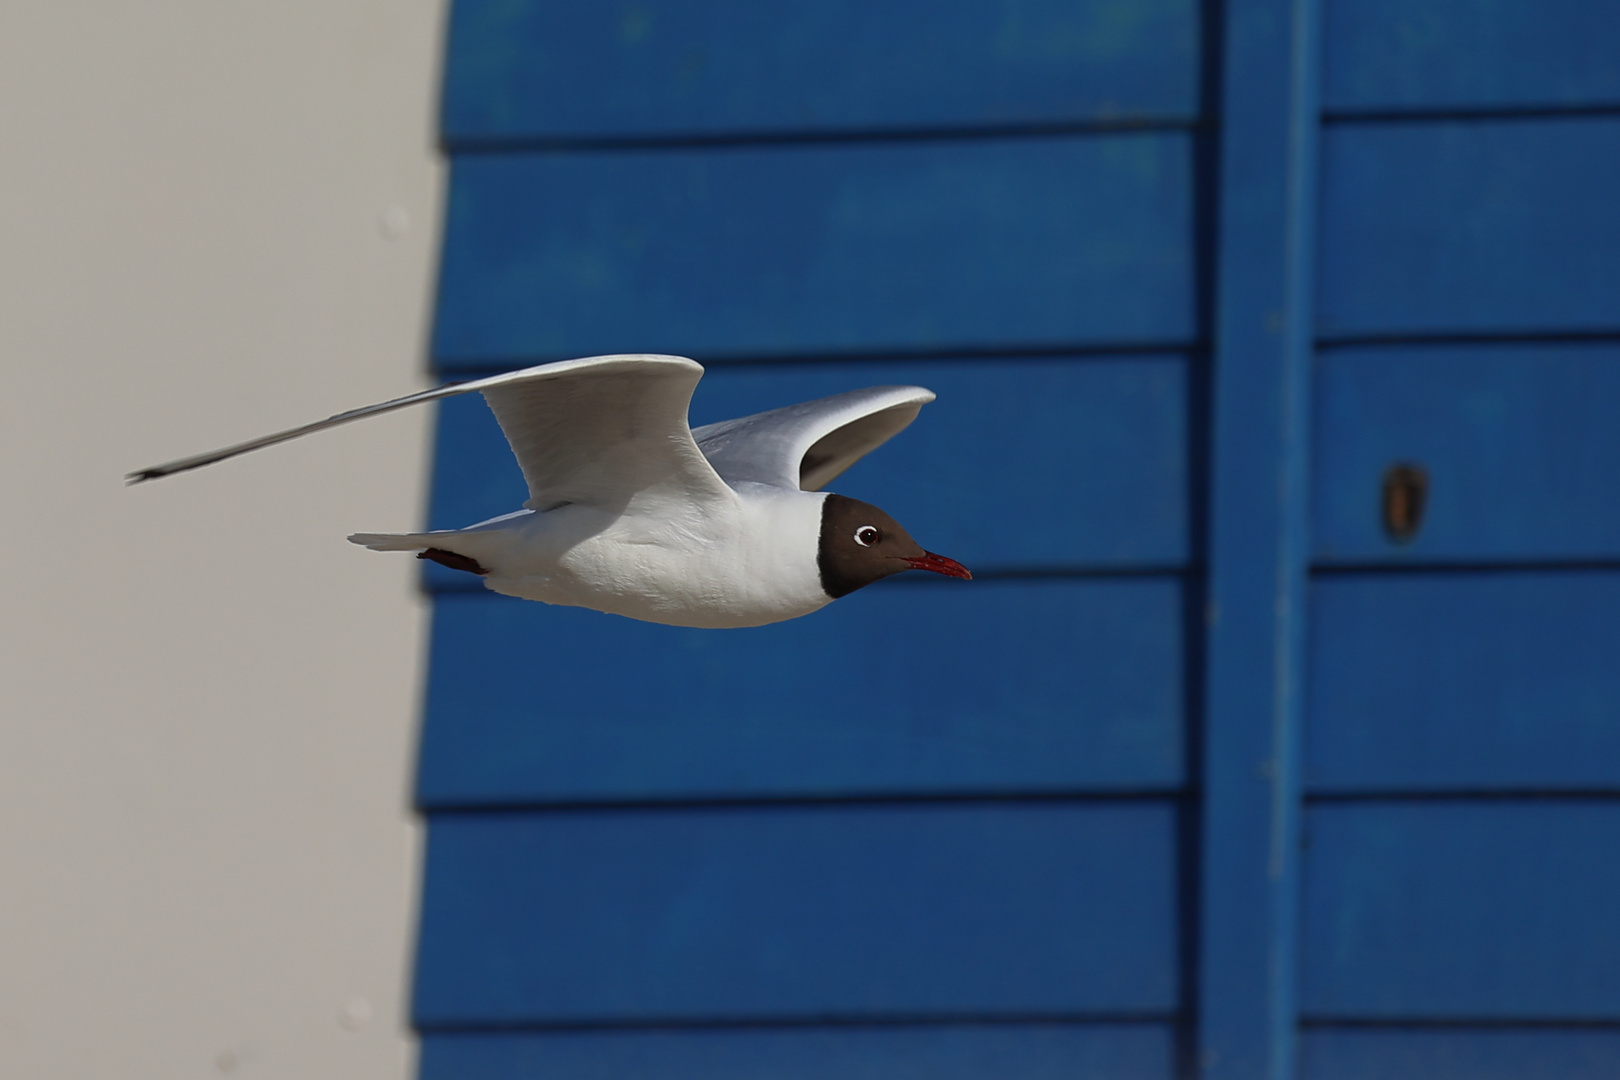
[348,531,443,552]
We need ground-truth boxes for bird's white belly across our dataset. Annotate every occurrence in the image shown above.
[476,489,831,629]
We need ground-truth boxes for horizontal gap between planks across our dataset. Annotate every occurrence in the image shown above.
[1306,790,1620,804]
[1315,328,1620,352]
[1323,102,1620,127]
[422,563,1193,595]
[838,563,1190,583]
[443,115,1204,155]
[1311,559,1620,577]
[417,1010,1179,1036]
[432,340,1203,378]
[420,787,1189,816]
[1302,1016,1620,1031]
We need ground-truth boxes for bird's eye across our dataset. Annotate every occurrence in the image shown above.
[853,526,881,547]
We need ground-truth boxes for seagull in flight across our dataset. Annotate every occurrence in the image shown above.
[130,354,970,628]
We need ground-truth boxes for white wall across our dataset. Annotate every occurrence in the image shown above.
[0,2,445,1076]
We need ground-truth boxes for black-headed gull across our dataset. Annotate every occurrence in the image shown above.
[130,354,970,628]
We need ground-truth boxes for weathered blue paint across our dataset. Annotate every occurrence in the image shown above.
[414,801,1180,1024]
[418,579,1185,806]
[431,135,1197,364]
[1308,571,1620,793]
[1323,0,1620,112]
[442,0,1201,142]
[414,1,1620,1076]
[422,1024,1178,1080]
[1195,0,1322,1076]
[1316,117,1620,339]
[1313,344,1620,563]
[1301,801,1620,1018]
[1301,1028,1620,1080]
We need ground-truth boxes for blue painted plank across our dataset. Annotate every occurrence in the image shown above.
[418,577,1184,806]
[425,355,1191,575]
[1313,344,1620,564]
[1323,0,1620,112]
[423,1023,1176,1080]
[432,134,1196,365]
[1196,0,1323,1074]
[414,801,1180,1024]
[1307,571,1620,793]
[1301,801,1620,1018]
[1301,1027,1620,1080]
[443,0,1200,142]
[1317,117,1620,338]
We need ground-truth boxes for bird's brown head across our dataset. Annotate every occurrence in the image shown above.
[816,494,972,599]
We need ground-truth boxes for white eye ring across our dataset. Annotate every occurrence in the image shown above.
[853,525,880,547]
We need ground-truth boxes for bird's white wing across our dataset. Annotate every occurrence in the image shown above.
[692,385,935,492]
[129,354,736,512]
[476,355,734,511]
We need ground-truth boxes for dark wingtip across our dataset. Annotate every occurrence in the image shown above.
[127,461,197,484]
[417,548,491,576]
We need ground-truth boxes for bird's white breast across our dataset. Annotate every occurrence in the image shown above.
[476,486,832,629]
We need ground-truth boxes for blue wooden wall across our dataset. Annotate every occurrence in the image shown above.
[414,2,1620,1077]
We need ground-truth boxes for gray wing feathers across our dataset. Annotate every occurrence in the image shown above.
[129,355,925,506]
[127,380,479,483]
[693,385,935,491]
[128,355,732,512]
[479,356,732,510]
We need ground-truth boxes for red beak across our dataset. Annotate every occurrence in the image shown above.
[903,551,972,580]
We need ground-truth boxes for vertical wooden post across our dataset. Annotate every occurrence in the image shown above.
[1197,0,1323,1076]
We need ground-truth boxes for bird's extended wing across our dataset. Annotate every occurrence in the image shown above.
[477,355,734,512]
[129,354,735,513]
[692,385,935,492]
